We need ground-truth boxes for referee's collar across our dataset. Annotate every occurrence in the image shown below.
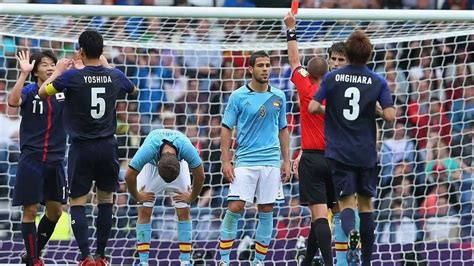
[246,84,271,92]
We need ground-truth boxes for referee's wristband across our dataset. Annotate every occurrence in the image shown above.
[286,28,297,41]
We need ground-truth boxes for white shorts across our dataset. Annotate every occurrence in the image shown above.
[137,161,191,208]
[228,166,284,205]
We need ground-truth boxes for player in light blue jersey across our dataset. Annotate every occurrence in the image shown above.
[125,129,205,266]
[218,51,291,265]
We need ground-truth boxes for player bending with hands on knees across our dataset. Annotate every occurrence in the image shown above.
[39,30,138,266]
[284,11,335,266]
[8,50,67,266]
[218,51,291,266]
[125,129,205,266]
[309,30,395,265]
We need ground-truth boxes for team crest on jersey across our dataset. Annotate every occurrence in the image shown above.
[298,68,309,77]
[55,92,65,101]
[34,95,41,100]
[259,105,266,117]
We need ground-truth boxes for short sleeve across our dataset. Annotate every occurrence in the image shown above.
[179,139,202,169]
[378,78,394,109]
[222,92,239,129]
[313,74,328,103]
[20,84,36,107]
[114,68,135,93]
[278,93,287,129]
[52,70,75,92]
[129,144,156,172]
[291,66,313,97]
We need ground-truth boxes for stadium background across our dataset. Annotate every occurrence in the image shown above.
[0,0,472,264]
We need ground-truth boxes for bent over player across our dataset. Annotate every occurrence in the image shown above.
[309,30,395,265]
[124,129,205,266]
[218,51,291,266]
[8,50,67,266]
[39,30,137,265]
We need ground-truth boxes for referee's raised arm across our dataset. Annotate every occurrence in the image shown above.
[284,11,301,72]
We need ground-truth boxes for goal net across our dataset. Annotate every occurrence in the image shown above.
[0,5,473,265]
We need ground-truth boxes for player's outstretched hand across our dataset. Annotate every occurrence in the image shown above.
[284,11,296,29]
[281,160,291,183]
[222,161,235,183]
[16,50,35,74]
[173,187,193,204]
[55,58,73,74]
[136,185,155,203]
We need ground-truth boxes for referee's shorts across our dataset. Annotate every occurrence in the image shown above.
[298,149,337,208]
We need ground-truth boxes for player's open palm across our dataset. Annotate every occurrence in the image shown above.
[16,50,35,74]
[55,58,72,74]
[136,185,155,203]
[222,161,235,183]
[281,160,291,183]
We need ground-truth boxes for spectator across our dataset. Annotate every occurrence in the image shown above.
[380,122,417,186]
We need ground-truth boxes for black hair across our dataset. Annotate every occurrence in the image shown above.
[249,51,270,67]
[328,41,346,57]
[78,30,104,59]
[30,50,58,82]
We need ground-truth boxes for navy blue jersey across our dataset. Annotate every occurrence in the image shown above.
[314,65,393,167]
[20,84,66,162]
[51,66,134,141]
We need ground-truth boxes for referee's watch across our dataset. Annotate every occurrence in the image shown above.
[286,28,297,41]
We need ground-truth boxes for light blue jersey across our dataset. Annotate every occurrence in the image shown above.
[223,84,287,168]
[129,129,202,172]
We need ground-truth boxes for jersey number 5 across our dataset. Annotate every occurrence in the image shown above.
[343,87,360,121]
[91,87,106,119]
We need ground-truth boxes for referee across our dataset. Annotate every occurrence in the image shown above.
[285,12,335,266]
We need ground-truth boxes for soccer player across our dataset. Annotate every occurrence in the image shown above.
[124,129,205,266]
[8,50,67,266]
[284,12,333,266]
[309,30,395,265]
[39,30,138,266]
[218,51,291,266]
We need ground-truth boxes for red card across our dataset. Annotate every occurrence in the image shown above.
[291,0,299,15]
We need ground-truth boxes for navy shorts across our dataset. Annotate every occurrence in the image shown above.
[13,154,67,206]
[68,137,120,198]
[298,150,337,208]
[328,159,378,199]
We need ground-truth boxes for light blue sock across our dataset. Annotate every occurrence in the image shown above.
[355,209,361,230]
[333,213,348,266]
[219,210,241,263]
[177,220,192,262]
[253,212,273,263]
[136,223,151,263]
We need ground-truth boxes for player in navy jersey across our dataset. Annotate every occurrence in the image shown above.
[39,30,137,266]
[218,51,290,266]
[8,51,67,265]
[309,30,395,265]
[7,50,67,266]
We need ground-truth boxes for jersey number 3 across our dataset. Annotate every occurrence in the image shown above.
[343,87,360,121]
[91,87,106,119]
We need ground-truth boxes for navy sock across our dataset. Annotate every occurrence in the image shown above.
[37,215,58,255]
[313,218,333,266]
[359,212,375,265]
[340,208,356,237]
[96,203,113,257]
[70,206,90,259]
[21,222,37,259]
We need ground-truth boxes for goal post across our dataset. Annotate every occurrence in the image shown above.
[0,4,473,265]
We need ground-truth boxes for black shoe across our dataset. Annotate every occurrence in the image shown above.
[312,256,325,266]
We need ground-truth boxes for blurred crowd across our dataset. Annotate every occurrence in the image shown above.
[0,0,472,249]
[3,0,473,10]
